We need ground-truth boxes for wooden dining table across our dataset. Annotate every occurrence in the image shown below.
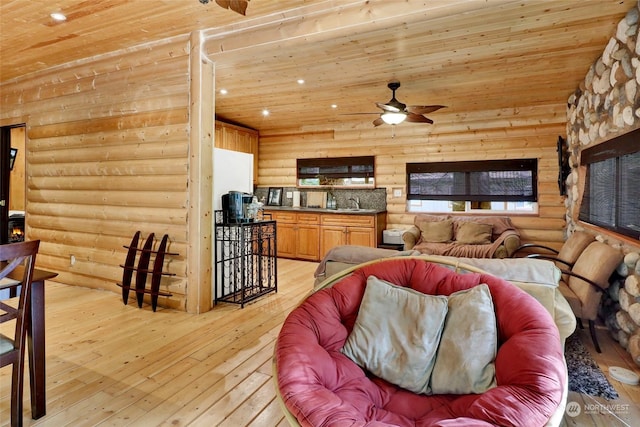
[1,266,57,419]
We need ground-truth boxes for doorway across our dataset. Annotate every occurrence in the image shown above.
[1,124,26,244]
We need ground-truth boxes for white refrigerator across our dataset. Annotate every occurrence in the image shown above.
[213,148,254,211]
[212,148,254,301]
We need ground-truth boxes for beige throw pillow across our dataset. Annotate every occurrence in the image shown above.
[430,284,498,394]
[419,219,453,243]
[341,276,449,394]
[456,222,492,244]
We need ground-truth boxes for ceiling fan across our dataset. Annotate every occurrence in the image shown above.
[349,81,445,127]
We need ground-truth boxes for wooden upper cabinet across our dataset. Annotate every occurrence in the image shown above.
[215,120,259,184]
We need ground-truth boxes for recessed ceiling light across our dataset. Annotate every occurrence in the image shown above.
[331,104,338,109]
[50,12,67,21]
[262,109,270,116]
[297,79,305,85]
[219,89,228,95]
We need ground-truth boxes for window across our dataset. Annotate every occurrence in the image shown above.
[406,159,538,214]
[297,156,375,187]
[579,131,640,239]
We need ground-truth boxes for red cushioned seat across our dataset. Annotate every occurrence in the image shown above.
[275,258,566,427]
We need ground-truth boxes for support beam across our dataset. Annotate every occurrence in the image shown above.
[187,30,215,313]
[203,0,510,57]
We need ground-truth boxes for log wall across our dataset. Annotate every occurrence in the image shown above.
[258,105,568,250]
[0,35,193,311]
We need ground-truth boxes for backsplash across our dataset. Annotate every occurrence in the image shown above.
[254,187,387,211]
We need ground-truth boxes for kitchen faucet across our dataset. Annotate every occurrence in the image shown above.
[348,197,360,209]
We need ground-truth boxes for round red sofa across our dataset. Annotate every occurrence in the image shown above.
[274,258,567,427]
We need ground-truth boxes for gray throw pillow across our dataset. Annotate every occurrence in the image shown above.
[430,284,497,394]
[341,275,449,394]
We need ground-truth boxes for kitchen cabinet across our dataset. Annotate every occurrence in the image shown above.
[266,210,320,261]
[215,120,259,185]
[320,225,374,251]
[265,209,386,261]
[320,213,381,258]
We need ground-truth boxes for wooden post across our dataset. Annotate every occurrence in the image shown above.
[187,30,214,313]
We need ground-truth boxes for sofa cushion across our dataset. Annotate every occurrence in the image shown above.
[453,215,517,241]
[431,283,497,394]
[341,275,449,394]
[456,222,493,244]
[418,219,454,243]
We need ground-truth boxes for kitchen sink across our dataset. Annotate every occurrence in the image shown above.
[334,208,376,213]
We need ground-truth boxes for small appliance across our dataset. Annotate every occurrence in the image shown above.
[383,229,404,245]
[222,191,253,223]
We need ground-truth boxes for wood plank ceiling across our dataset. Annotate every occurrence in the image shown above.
[0,0,633,132]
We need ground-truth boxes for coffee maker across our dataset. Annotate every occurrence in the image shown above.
[222,191,253,223]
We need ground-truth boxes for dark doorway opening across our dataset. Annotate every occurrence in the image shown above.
[1,124,26,244]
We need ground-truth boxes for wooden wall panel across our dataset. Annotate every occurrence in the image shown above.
[0,36,192,310]
[258,105,568,251]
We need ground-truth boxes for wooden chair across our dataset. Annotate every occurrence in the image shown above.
[556,241,623,353]
[0,240,40,427]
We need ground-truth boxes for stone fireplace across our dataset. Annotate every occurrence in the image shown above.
[565,3,640,366]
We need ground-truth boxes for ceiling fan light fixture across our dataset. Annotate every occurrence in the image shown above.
[381,112,406,125]
[50,12,67,21]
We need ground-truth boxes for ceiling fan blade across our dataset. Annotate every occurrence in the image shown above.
[406,113,434,124]
[406,105,446,115]
[373,118,384,127]
[376,102,401,113]
[215,0,249,15]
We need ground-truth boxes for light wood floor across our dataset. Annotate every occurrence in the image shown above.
[562,325,640,427]
[1,258,639,426]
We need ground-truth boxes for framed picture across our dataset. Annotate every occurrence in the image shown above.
[267,187,283,206]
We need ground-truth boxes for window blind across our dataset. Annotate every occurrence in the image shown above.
[579,132,640,239]
[406,159,537,202]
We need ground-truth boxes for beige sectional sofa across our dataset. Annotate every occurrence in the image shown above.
[314,248,576,345]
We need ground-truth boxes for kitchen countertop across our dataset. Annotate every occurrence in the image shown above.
[262,206,386,215]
